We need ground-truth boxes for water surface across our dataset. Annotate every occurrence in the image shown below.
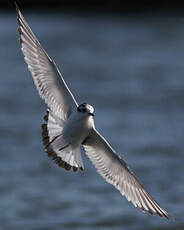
[0,11,184,230]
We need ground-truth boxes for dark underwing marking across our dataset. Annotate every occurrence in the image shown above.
[52,153,57,160]
[41,110,81,172]
[59,144,69,151]
[82,136,89,145]
[45,134,60,148]
[55,156,62,164]
[46,150,53,157]
[59,160,65,168]
[43,111,49,122]
[73,166,78,172]
[65,163,72,171]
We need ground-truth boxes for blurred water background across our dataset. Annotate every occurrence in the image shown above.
[0,7,184,230]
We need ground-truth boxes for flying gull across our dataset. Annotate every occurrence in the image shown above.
[16,4,171,219]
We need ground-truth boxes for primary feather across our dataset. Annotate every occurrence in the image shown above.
[83,129,171,219]
[16,5,78,121]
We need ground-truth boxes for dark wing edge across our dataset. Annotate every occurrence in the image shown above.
[83,129,171,219]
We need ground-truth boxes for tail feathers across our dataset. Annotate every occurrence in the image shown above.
[42,110,84,172]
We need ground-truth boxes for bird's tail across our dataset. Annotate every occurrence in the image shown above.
[42,109,84,171]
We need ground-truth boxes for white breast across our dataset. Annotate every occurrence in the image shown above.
[62,112,94,148]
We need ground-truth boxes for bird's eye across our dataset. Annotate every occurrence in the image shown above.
[77,107,87,113]
[82,108,86,113]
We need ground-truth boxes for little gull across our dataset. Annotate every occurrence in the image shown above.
[16,4,171,219]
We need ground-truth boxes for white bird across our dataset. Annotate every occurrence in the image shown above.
[16,4,171,219]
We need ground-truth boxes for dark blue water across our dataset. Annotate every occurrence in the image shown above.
[0,11,184,230]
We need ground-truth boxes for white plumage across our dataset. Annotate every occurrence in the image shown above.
[16,4,171,219]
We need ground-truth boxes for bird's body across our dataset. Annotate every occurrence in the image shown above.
[16,4,171,219]
[62,104,95,148]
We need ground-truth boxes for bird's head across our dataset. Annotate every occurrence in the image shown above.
[77,103,94,117]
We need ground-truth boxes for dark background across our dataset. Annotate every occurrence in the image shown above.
[3,0,184,13]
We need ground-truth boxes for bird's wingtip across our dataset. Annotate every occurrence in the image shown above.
[165,212,173,221]
[15,1,19,12]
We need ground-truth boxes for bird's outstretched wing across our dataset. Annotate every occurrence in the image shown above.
[16,4,78,121]
[83,129,170,219]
